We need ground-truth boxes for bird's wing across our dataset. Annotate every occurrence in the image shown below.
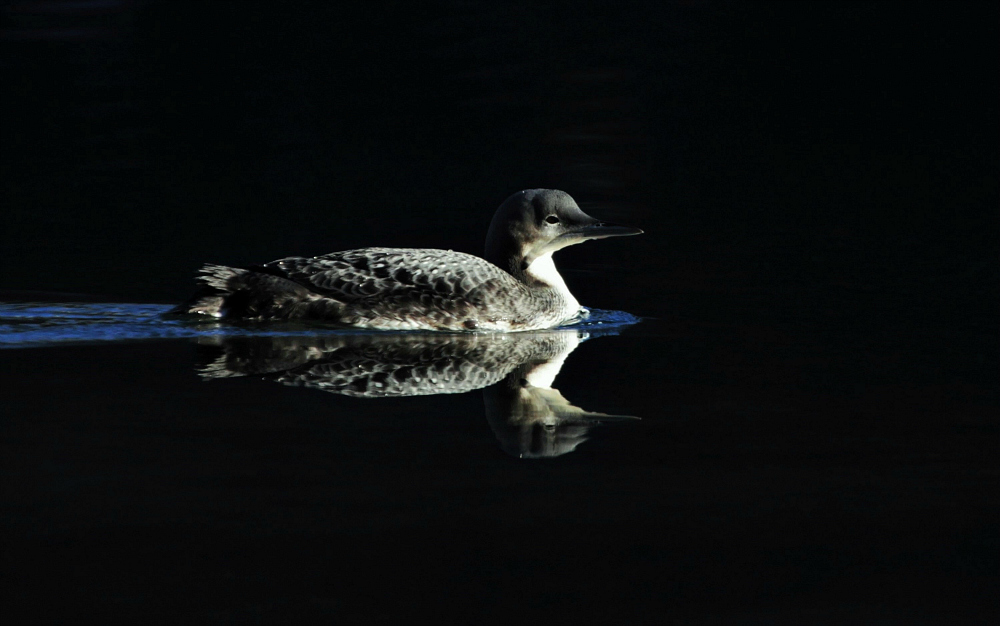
[260,247,514,303]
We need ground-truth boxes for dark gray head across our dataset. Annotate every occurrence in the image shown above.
[484,189,643,275]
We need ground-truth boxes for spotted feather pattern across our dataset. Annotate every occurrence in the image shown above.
[258,247,571,331]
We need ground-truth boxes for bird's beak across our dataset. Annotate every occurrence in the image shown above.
[569,221,644,240]
[532,216,643,261]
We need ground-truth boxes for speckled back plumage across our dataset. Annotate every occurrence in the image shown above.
[176,247,572,331]
[262,247,554,331]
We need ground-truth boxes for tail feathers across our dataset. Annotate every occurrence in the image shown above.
[197,263,248,292]
[171,263,344,320]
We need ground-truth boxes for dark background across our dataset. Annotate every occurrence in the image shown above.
[2,1,997,623]
[3,0,995,317]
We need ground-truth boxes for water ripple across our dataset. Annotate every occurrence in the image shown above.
[0,303,641,349]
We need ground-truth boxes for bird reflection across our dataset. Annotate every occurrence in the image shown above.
[197,330,636,457]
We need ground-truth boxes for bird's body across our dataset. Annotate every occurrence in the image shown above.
[173,189,641,331]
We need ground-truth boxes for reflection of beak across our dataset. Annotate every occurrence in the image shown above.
[532,387,641,424]
[564,221,644,242]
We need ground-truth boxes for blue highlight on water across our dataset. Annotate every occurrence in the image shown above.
[0,303,641,348]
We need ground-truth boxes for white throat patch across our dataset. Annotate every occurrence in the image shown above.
[525,252,579,312]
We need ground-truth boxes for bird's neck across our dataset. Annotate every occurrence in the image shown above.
[520,252,580,312]
[486,241,580,313]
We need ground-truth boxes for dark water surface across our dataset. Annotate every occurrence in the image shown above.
[2,0,997,623]
[0,302,640,347]
[3,292,995,623]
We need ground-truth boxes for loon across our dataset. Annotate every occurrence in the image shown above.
[173,189,642,331]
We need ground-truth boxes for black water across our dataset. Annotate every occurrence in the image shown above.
[2,1,997,624]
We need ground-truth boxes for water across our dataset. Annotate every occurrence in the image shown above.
[1,303,645,458]
[0,303,642,348]
[3,293,994,622]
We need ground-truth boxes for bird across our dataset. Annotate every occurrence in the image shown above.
[171,189,642,331]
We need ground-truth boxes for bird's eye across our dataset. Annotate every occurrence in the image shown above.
[545,215,560,224]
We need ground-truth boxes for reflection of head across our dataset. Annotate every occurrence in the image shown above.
[197,328,636,457]
[483,362,636,459]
